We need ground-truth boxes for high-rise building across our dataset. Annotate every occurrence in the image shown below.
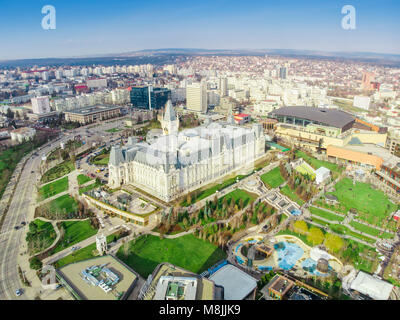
[219,77,228,97]
[279,67,287,80]
[362,71,375,90]
[186,81,207,113]
[130,86,171,110]
[31,96,50,114]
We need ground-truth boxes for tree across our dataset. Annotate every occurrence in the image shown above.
[307,227,325,246]
[324,233,344,253]
[29,257,42,270]
[293,220,308,235]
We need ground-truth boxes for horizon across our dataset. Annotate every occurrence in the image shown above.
[0,0,399,60]
[2,47,400,63]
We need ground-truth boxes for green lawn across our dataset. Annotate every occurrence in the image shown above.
[296,150,342,174]
[38,176,69,200]
[310,217,376,244]
[309,206,344,222]
[41,160,75,184]
[329,223,376,244]
[79,180,103,195]
[218,189,257,208]
[77,174,92,185]
[349,221,394,239]
[54,235,119,269]
[116,234,227,278]
[261,167,285,188]
[280,185,305,206]
[105,128,121,133]
[330,178,397,225]
[91,154,109,165]
[180,174,251,206]
[52,220,98,254]
[44,194,78,216]
[26,219,56,255]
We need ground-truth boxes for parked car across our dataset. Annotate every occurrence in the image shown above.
[15,289,22,297]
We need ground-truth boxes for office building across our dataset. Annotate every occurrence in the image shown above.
[186,81,207,113]
[64,105,122,124]
[130,86,171,110]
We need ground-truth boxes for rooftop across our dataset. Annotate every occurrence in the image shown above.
[57,255,138,300]
[146,263,216,300]
[64,104,121,115]
[270,106,355,129]
[266,275,295,297]
[209,264,257,300]
[350,271,394,300]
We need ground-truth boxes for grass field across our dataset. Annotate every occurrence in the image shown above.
[294,162,316,179]
[260,167,285,188]
[79,180,103,195]
[329,224,376,244]
[296,150,342,174]
[309,206,344,222]
[38,177,69,200]
[52,220,98,254]
[45,194,78,216]
[218,189,257,208]
[54,234,116,268]
[105,128,121,133]
[330,178,397,225]
[116,234,227,278]
[180,174,250,206]
[280,185,305,206]
[26,219,56,255]
[41,160,75,184]
[310,217,376,244]
[91,153,109,165]
[77,174,92,185]
[349,221,394,239]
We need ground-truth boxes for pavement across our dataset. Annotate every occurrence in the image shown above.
[0,118,147,300]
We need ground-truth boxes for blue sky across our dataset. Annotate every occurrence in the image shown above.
[0,0,399,60]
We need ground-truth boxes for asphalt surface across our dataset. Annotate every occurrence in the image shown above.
[0,139,60,300]
[0,116,137,300]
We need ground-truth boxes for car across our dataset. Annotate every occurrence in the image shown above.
[15,289,22,297]
[31,171,35,174]
[14,226,19,230]
[21,221,26,226]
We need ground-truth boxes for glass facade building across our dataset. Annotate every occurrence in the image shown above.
[130,86,171,110]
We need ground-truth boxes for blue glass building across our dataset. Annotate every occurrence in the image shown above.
[130,86,171,110]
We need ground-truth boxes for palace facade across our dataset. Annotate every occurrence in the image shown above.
[108,100,266,202]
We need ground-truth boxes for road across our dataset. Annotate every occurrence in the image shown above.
[0,139,59,300]
[0,117,137,300]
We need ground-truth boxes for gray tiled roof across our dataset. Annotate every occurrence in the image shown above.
[270,106,355,128]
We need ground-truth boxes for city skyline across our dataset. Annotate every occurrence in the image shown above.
[0,0,400,60]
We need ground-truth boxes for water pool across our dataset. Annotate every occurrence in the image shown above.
[290,209,302,216]
[235,255,244,265]
[274,241,304,270]
[258,265,273,271]
[301,258,330,276]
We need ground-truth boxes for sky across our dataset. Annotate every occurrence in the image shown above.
[0,0,399,60]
